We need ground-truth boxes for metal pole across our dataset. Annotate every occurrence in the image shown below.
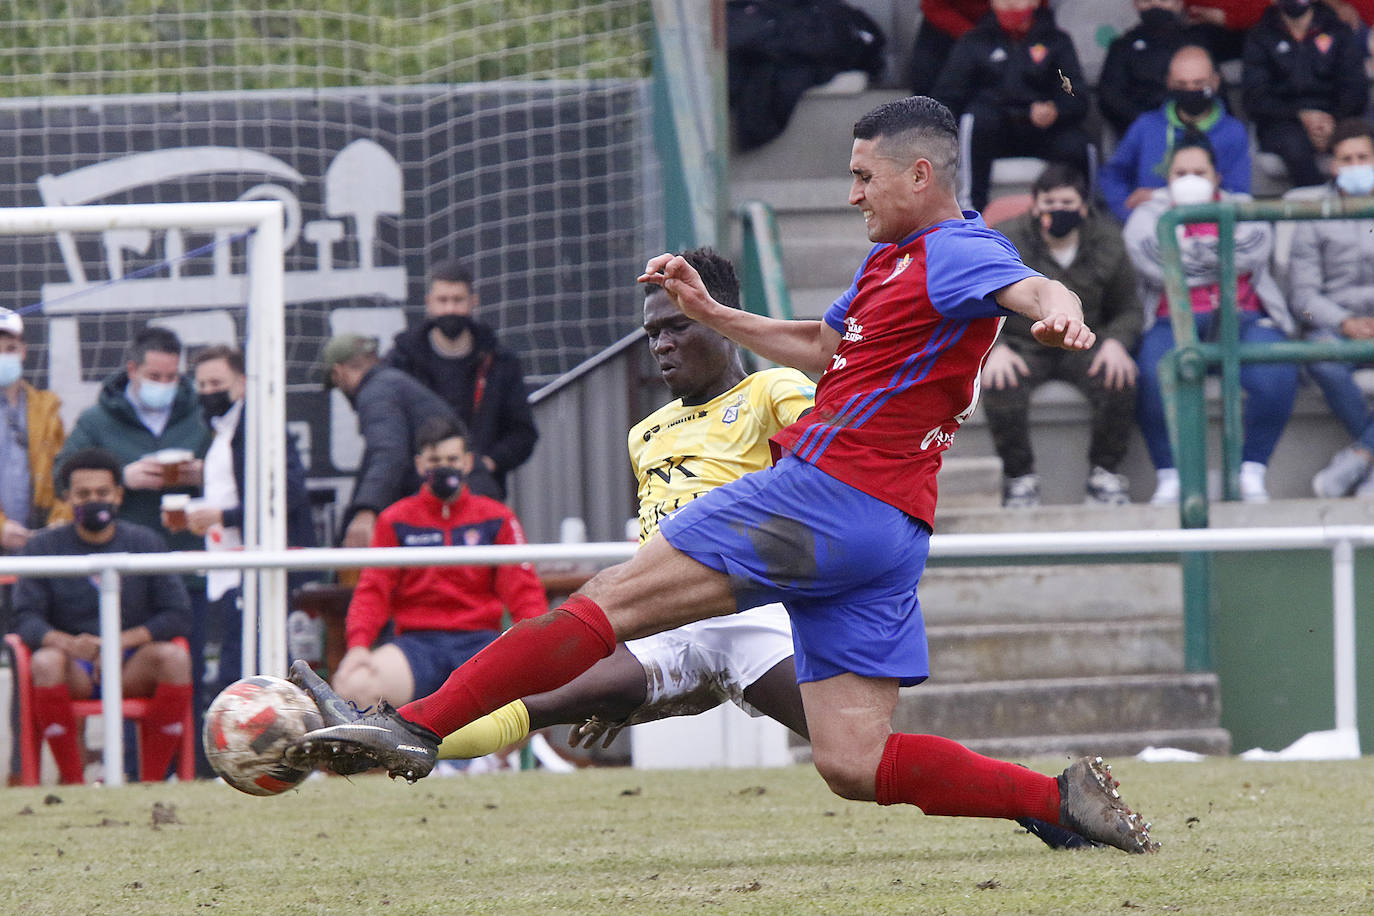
[97,567,125,787]
[1332,539,1358,738]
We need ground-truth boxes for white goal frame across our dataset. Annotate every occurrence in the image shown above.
[0,202,287,778]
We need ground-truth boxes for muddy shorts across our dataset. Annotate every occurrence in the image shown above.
[659,455,930,686]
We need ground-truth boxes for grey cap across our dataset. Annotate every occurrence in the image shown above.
[317,333,379,389]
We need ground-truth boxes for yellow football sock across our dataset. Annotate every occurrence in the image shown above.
[437,700,531,760]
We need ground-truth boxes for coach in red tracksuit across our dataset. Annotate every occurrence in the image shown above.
[330,416,548,708]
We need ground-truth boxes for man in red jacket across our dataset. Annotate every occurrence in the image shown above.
[330,416,548,708]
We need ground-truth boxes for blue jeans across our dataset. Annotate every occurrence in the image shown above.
[1303,331,1374,452]
[1136,312,1299,469]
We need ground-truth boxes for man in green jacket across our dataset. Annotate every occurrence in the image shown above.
[981,164,1143,508]
[53,326,210,552]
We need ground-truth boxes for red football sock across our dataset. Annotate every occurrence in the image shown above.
[400,594,616,737]
[138,682,192,782]
[874,733,1061,822]
[32,685,85,785]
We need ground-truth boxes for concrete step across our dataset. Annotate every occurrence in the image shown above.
[732,89,905,182]
[788,288,838,320]
[778,237,874,296]
[961,727,1233,760]
[918,562,1182,625]
[927,618,1183,683]
[892,673,1222,740]
[935,455,1001,509]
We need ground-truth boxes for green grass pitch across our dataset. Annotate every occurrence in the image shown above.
[3,757,1371,915]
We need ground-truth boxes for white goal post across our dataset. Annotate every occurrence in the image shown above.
[0,202,288,718]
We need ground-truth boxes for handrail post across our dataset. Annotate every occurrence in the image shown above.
[98,566,125,787]
[1333,539,1358,736]
[1216,205,1242,501]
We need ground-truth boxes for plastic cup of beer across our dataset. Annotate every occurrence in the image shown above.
[155,448,195,487]
[161,493,191,532]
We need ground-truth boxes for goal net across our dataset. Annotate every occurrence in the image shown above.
[0,0,659,511]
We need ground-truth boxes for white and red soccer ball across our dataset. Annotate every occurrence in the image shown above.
[203,675,322,796]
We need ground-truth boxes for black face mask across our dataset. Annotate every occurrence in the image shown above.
[1170,88,1214,118]
[73,501,116,534]
[1042,209,1084,238]
[431,314,473,339]
[198,389,235,420]
[1279,0,1312,18]
[425,466,466,501]
[1138,7,1180,32]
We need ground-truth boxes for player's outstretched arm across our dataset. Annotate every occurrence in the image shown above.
[639,253,839,374]
[994,276,1096,352]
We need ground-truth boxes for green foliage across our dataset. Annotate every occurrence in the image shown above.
[3,758,1372,915]
[0,1,651,97]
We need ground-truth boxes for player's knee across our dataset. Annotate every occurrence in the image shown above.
[811,747,877,801]
[30,647,67,686]
[154,641,191,681]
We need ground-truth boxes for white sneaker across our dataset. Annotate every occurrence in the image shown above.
[1085,466,1130,505]
[1150,468,1179,505]
[1002,473,1041,509]
[1312,445,1374,498]
[1238,461,1269,503]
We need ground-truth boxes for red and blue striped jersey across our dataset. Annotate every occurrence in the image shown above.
[772,212,1041,526]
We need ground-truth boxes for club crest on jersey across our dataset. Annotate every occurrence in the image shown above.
[882,254,912,285]
[1315,33,1332,54]
[1029,43,1047,64]
[842,317,864,342]
[721,392,746,425]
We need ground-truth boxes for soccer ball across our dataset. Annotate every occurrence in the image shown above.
[203,675,324,796]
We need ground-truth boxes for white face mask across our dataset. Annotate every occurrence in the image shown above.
[0,352,21,387]
[1169,173,1215,206]
[1335,163,1374,197]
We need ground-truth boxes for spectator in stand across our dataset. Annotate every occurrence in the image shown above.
[182,346,316,709]
[1102,44,1251,222]
[1323,0,1374,73]
[1099,1,1209,138]
[1242,0,1367,189]
[1287,119,1374,496]
[930,0,1091,210]
[984,164,1143,507]
[11,448,192,784]
[909,1,991,95]
[330,416,548,708]
[53,326,209,552]
[318,333,457,549]
[1184,0,1271,60]
[0,308,68,566]
[387,259,538,502]
[1124,136,1298,504]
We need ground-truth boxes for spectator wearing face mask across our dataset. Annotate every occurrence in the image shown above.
[1123,136,1298,504]
[1099,0,1212,139]
[53,326,210,551]
[982,164,1143,508]
[1101,44,1251,222]
[387,259,538,502]
[1287,119,1374,497]
[327,416,548,710]
[1242,0,1366,189]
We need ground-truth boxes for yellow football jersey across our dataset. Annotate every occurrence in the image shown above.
[627,367,815,543]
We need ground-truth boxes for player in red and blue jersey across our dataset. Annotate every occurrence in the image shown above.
[289,96,1157,855]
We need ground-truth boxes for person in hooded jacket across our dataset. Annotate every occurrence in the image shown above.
[387,259,538,502]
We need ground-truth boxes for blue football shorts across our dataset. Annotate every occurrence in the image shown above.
[390,628,501,698]
[659,455,930,686]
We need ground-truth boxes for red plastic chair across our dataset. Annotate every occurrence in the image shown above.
[5,632,196,785]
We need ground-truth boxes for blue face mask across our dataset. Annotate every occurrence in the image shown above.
[1336,164,1374,197]
[0,353,22,387]
[136,377,178,411]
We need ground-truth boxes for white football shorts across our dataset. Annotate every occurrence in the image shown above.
[622,602,794,725]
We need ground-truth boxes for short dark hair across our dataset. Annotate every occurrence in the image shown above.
[1168,132,1217,169]
[852,95,959,185]
[414,415,469,454]
[427,258,474,289]
[1032,162,1090,200]
[192,344,245,376]
[1332,118,1374,152]
[57,447,122,494]
[645,247,741,310]
[126,326,182,367]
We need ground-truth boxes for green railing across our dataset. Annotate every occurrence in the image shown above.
[1156,195,1374,670]
[737,200,794,322]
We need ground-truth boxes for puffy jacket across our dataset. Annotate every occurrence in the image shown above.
[0,382,69,532]
[388,320,537,499]
[1287,182,1374,334]
[1242,4,1366,123]
[54,373,210,551]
